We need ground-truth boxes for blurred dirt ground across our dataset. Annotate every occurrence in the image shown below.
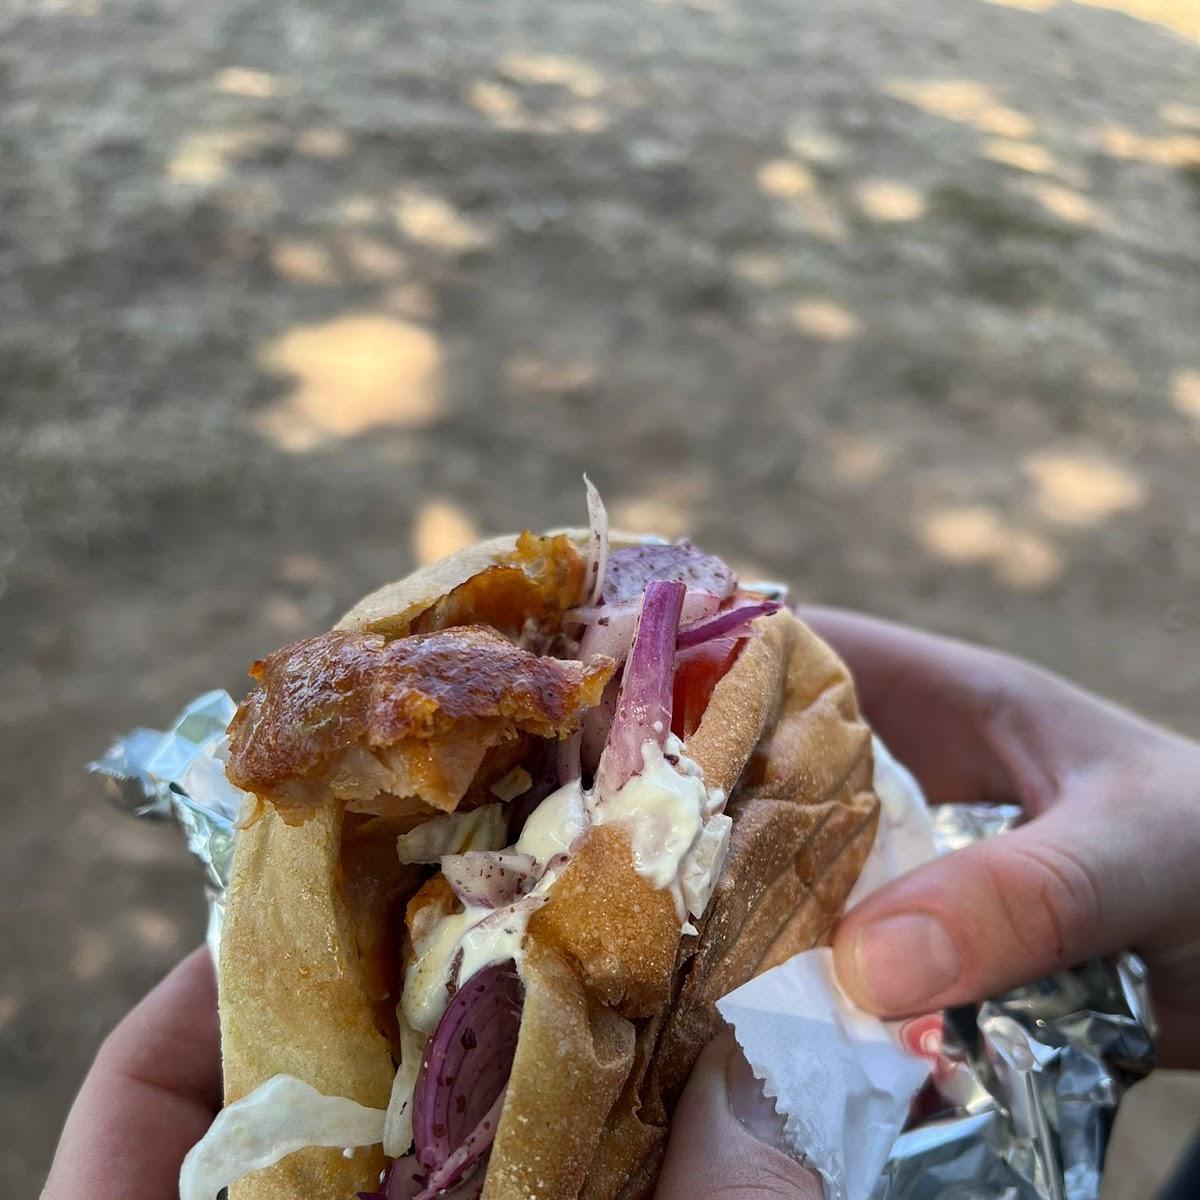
[2,0,1198,1194]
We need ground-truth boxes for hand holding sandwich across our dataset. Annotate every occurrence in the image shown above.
[810,609,1200,1069]
[45,607,1199,1199]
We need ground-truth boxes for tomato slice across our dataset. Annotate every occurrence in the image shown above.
[671,637,742,740]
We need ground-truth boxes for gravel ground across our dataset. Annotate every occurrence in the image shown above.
[2,0,1198,1193]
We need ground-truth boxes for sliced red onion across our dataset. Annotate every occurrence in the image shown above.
[440,852,538,909]
[412,961,523,1175]
[580,474,609,609]
[369,1155,486,1200]
[675,600,781,649]
[578,590,718,672]
[576,602,638,668]
[594,580,686,799]
[467,892,547,938]
[415,1088,506,1198]
[601,542,736,606]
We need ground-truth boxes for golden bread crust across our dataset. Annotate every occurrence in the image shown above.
[218,535,879,1200]
[220,802,393,1200]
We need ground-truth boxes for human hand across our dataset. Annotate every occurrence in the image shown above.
[42,947,220,1200]
[804,608,1200,1067]
[655,1030,822,1200]
[44,949,816,1200]
[50,612,1197,1200]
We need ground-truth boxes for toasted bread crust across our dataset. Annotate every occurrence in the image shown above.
[218,533,879,1200]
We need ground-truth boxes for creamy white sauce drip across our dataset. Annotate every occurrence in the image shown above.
[402,735,729,1035]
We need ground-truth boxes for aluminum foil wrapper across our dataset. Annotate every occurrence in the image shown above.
[89,690,249,960]
[91,696,1155,1200]
[868,803,1155,1200]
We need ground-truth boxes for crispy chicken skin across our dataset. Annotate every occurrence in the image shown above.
[227,625,613,823]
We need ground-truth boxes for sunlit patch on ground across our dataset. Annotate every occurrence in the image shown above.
[854,179,927,222]
[1023,451,1143,525]
[612,478,707,539]
[829,434,890,483]
[339,233,410,282]
[252,314,441,452]
[1074,0,1200,43]
[988,0,1200,35]
[563,105,609,133]
[757,159,815,198]
[469,80,523,121]
[1014,178,1110,226]
[468,76,610,135]
[270,239,339,285]
[1095,123,1200,166]
[37,0,100,12]
[757,159,846,240]
[129,909,180,951]
[337,195,383,226]
[1170,369,1200,419]
[1160,102,1200,129]
[393,189,493,254]
[0,994,18,1031]
[499,53,606,99]
[731,250,786,286]
[70,929,113,983]
[920,505,1063,589]
[294,127,352,158]
[263,594,308,632]
[412,501,482,566]
[786,127,850,165]
[166,126,272,185]
[981,138,1058,173]
[788,299,862,341]
[277,552,331,585]
[211,67,285,98]
[886,78,1035,139]
[983,0,1060,10]
[504,353,598,395]
[463,53,616,135]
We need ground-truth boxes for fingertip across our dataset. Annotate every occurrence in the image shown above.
[831,917,871,1012]
[833,908,963,1017]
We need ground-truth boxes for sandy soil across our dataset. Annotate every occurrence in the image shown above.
[2,0,1198,1192]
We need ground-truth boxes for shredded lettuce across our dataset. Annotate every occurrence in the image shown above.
[383,1021,425,1158]
[179,1075,385,1200]
[396,804,507,864]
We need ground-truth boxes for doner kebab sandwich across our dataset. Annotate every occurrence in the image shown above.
[181,484,881,1200]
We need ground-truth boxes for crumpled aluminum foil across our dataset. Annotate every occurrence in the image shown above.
[89,690,247,959]
[868,804,1155,1200]
[91,695,1155,1200]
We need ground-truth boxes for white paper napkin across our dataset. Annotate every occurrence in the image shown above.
[716,738,938,1200]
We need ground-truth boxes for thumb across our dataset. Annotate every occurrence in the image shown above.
[655,1031,821,1200]
[833,804,1140,1016]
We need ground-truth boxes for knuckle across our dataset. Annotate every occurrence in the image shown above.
[708,1170,815,1199]
[980,838,1102,970]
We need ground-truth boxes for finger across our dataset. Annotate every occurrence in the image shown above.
[833,800,1174,1017]
[43,947,220,1200]
[801,606,1156,811]
[656,1031,822,1200]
